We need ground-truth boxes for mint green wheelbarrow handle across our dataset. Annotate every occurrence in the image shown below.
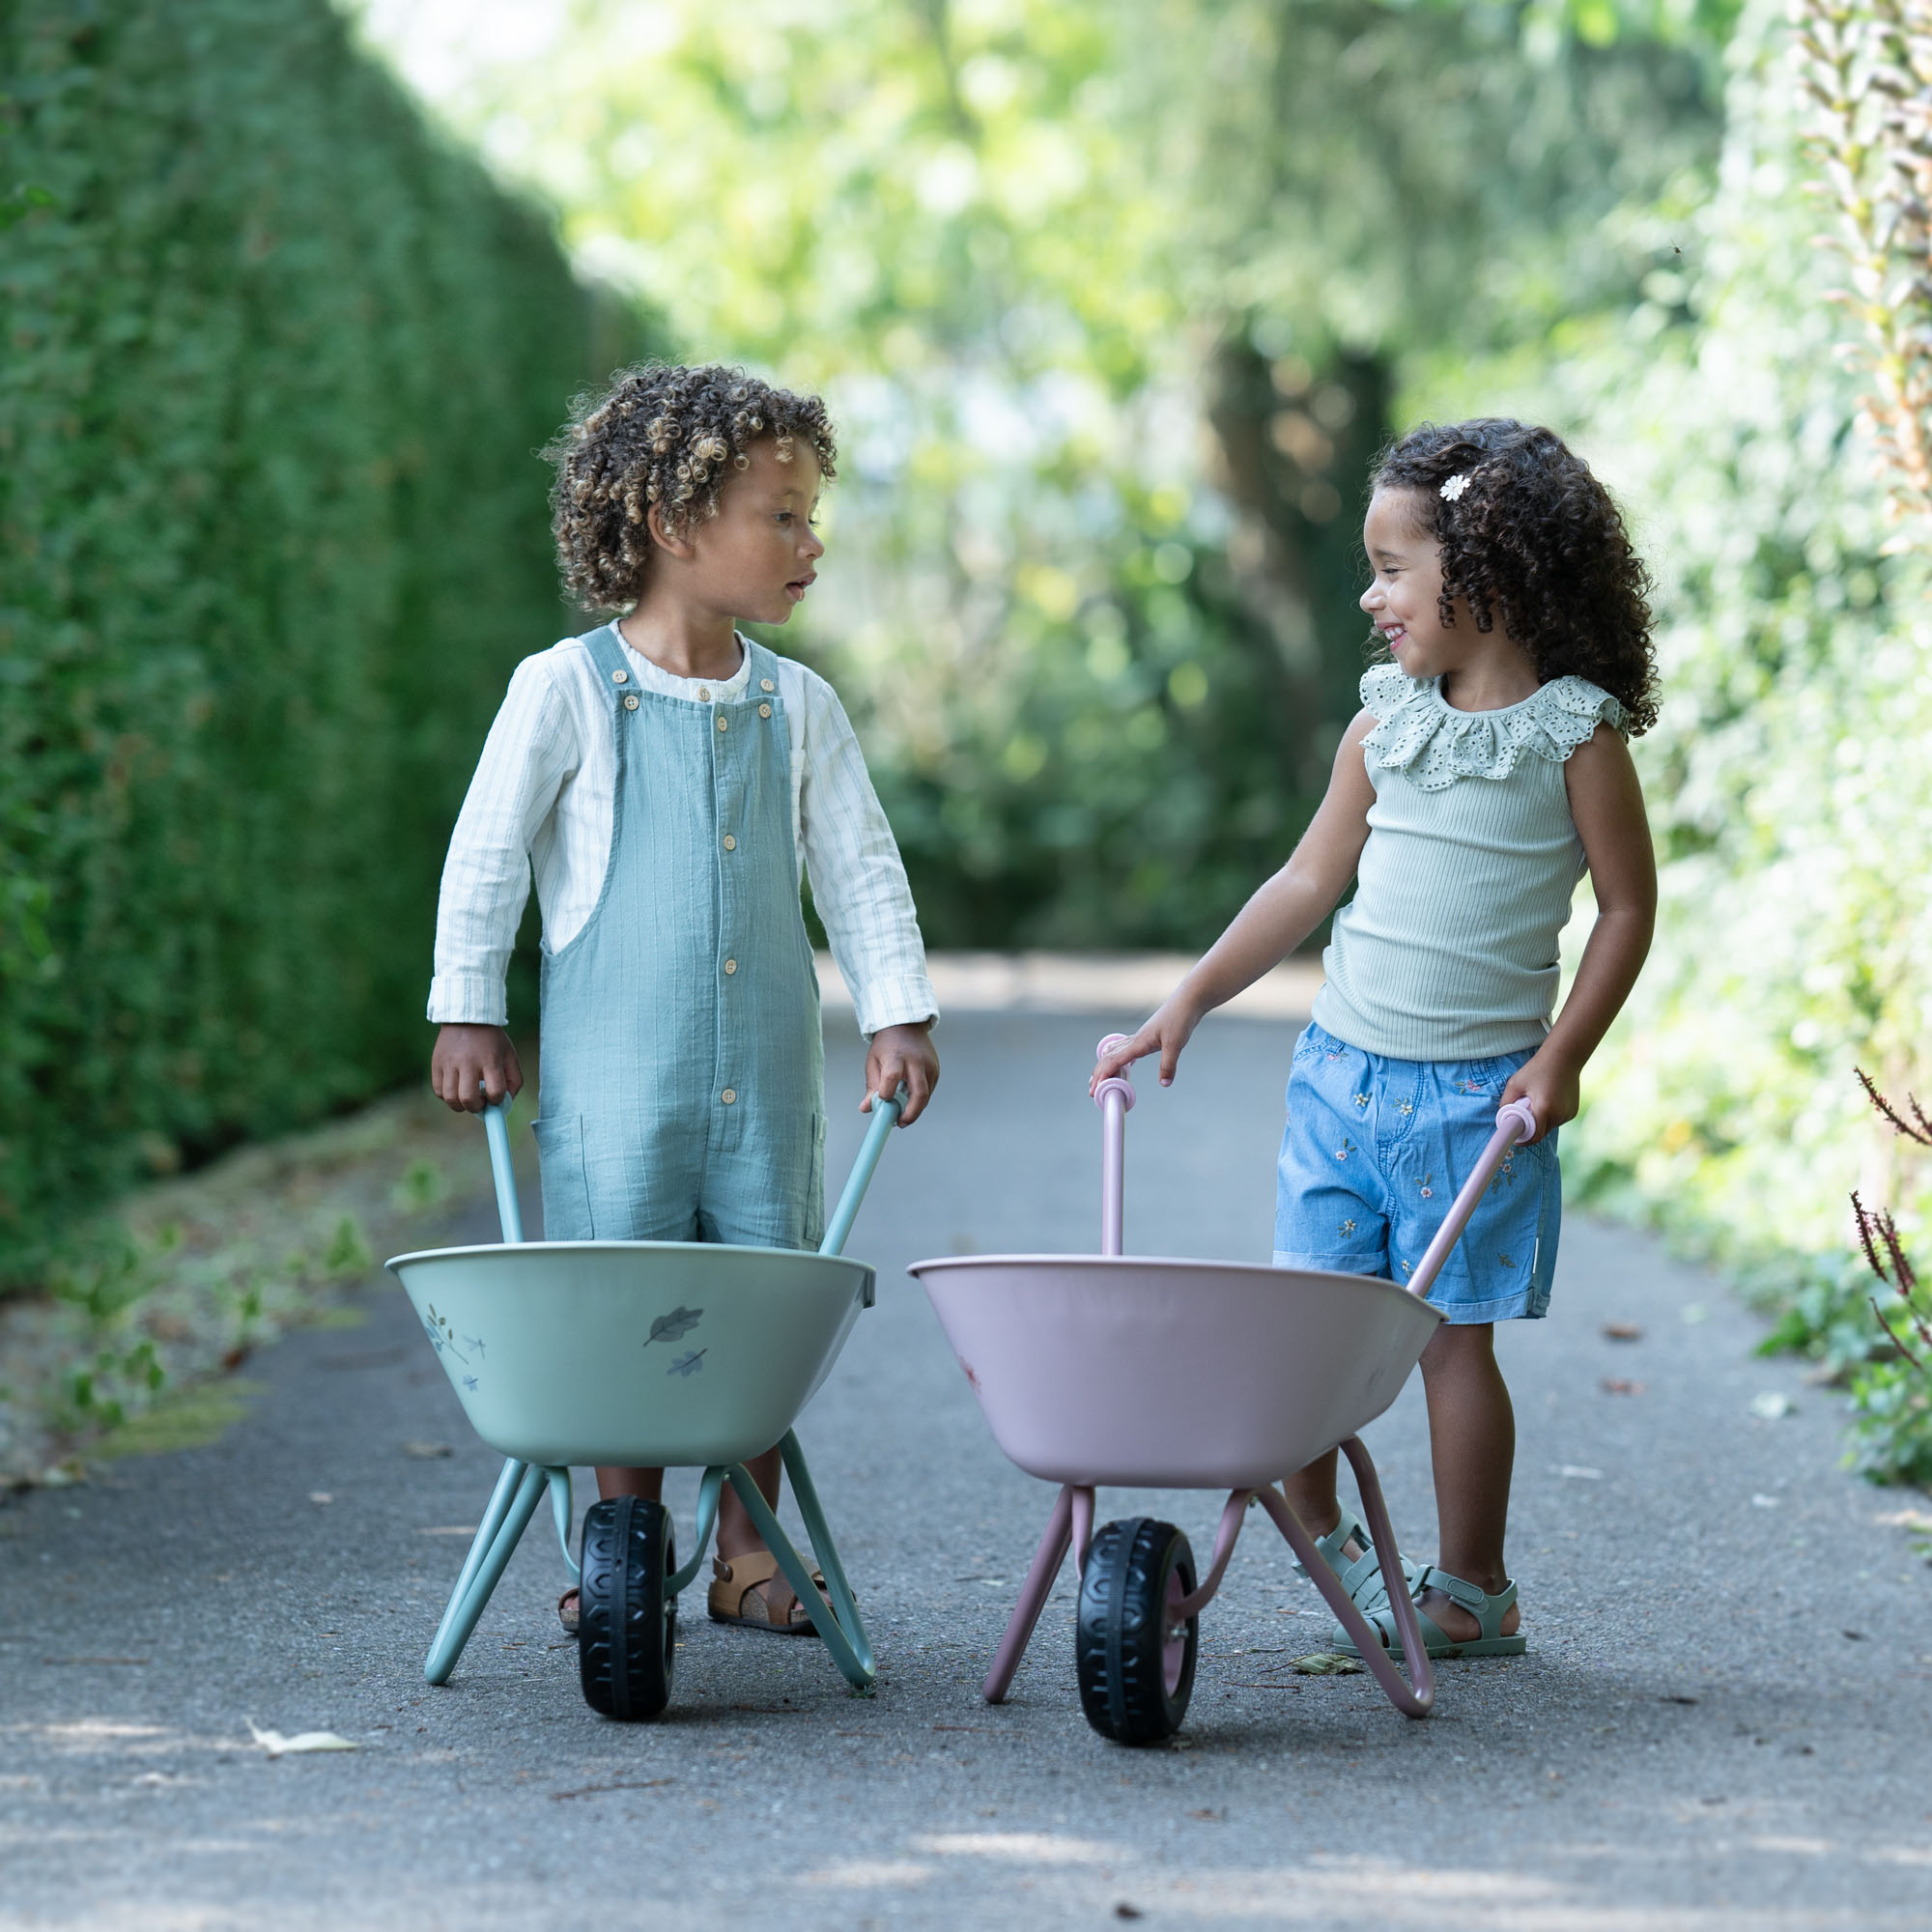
[819,1085,904,1259]
[472,1082,905,1255]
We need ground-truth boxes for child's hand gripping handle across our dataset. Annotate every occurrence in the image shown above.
[819,1085,906,1261]
[1403,1097,1536,1301]
[1094,1034,1137,1258]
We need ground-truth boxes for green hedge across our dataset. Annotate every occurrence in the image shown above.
[0,0,655,1265]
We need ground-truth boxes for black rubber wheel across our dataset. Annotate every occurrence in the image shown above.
[1075,1517,1198,1745]
[577,1495,676,1720]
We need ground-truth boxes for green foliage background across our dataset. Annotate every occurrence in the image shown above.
[0,0,654,1260]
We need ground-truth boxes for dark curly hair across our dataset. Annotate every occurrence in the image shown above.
[543,362,838,611]
[1370,418,1659,735]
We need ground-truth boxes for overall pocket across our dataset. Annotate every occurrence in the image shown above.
[530,1114,593,1240]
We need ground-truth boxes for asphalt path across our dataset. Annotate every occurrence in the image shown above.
[3,1010,1927,1929]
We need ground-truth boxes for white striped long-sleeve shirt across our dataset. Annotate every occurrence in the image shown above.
[429,628,938,1039]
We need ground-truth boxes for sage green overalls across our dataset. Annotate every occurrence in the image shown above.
[531,625,824,1249]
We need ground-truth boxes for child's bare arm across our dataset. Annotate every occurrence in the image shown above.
[1093,710,1378,1091]
[864,1020,939,1125]
[431,1024,525,1114]
[1502,724,1655,1141]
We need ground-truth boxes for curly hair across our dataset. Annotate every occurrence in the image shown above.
[1370,418,1659,735]
[543,363,838,611]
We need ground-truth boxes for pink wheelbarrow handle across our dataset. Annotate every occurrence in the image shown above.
[1093,1034,1137,1257]
[1405,1095,1537,1300]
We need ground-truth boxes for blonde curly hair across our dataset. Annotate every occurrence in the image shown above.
[544,363,838,611]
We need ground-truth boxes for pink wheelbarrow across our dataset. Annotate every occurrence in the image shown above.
[907,1036,1535,1746]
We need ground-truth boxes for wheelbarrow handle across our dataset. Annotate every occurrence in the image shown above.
[819,1085,906,1259]
[478,1097,525,1245]
[1404,1097,1537,1300]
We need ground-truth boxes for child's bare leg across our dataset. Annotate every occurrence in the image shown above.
[1416,1321,1520,1639]
[593,1457,782,1562]
[1282,1447,1344,1540]
[715,1445,781,1559]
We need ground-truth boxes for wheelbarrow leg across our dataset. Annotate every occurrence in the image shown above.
[428,1457,524,1663]
[425,1460,551,1685]
[1254,1440,1435,1719]
[724,1436,875,1691]
[983,1485,1075,1704]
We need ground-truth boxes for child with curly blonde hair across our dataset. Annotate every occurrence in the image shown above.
[1095,418,1658,1658]
[430,363,939,1634]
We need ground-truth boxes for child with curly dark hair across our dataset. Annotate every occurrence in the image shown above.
[429,363,940,1635]
[1094,417,1657,1660]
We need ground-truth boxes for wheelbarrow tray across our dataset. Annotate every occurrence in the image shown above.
[388,1240,874,1469]
[912,1253,1441,1491]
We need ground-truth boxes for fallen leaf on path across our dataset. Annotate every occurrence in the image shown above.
[1291,1653,1364,1676]
[1748,1392,1797,1420]
[1601,1378,1646,1396]
[1602,1322,1643,1342]
[247,1722,358,1757]
[1874,1509,1932,1533]
[401,1441,452,1460]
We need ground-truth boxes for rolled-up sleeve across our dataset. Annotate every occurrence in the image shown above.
[427,658,578,1026]
[798,673,938,1037]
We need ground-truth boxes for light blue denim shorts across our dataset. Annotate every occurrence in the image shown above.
[1272,1022,1561,1322]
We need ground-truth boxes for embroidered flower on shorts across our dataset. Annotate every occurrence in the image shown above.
[1439,471,1471,502]
[1418,1174,1435,1198]
[1457,1078,1486,1094]
[1334,1138,1355,1161]
[1498,1253,1517,1269]
[1339,1218,1357,1236]
[1353,1093,1370,1110]
[1397,1099,1413,1116]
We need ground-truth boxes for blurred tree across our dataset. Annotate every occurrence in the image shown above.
[354,0,1725,943]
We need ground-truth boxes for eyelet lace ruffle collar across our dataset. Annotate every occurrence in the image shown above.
[1359,664,1627,791]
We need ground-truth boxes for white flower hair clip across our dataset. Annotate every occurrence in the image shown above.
[1438,472,1471,502]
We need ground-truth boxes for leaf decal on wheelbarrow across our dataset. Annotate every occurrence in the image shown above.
[667,1349,707,1378]
[646,1306,703,1346]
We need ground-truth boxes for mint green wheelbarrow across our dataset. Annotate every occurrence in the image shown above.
[385,1094,899,1720]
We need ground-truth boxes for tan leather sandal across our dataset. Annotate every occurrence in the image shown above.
[707,1550,830,1635]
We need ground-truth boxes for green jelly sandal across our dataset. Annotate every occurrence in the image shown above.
[1293,1502,1423,1614]
[1332,1564,1525,1661]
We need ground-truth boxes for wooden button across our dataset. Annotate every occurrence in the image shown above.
[724,958,737,975]
[723,835,736,851]
[611,668,629,683]
[760,678,775,693]
[717,716,728,732]
[758,703,772,719]
[622,695,639,710]
[697,687,711,701]
[721,1089,736,1105]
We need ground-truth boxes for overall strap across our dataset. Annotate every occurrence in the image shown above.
[579,620,634,695]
